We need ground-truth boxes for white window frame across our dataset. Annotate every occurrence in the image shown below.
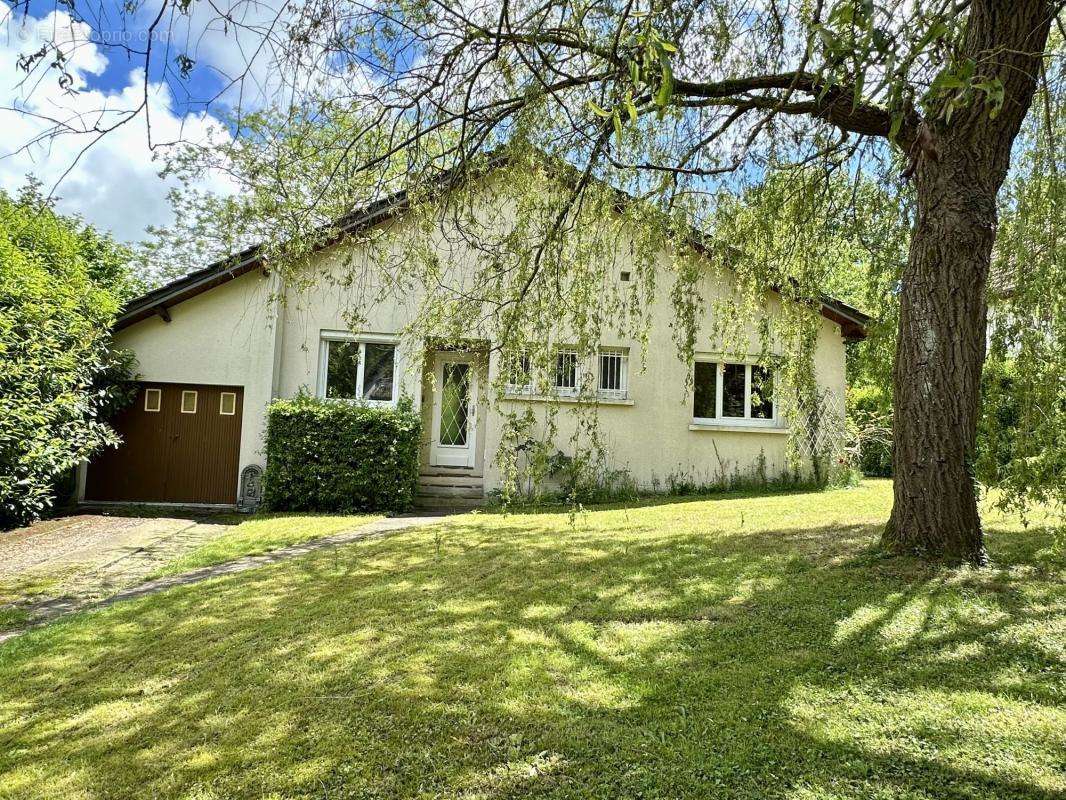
[144,388,161,413]
[180,390,198,414]
[597,348,629,400]
[504,351,535,396]
[317,332,400,406]
[692,360,777,427]
[219,392,237,416]
[553,348,581,397]
[503,347,631,401]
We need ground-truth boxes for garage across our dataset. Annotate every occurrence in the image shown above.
[85,382,244,505]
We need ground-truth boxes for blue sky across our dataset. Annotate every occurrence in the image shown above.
[16,0,252,111]
[0,0,289,241]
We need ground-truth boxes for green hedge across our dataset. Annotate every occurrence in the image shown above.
[847,385,893,477]
[262,395,421,513]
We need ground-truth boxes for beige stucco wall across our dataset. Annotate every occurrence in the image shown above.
[479,259,847,491]
[266,217,848,493]
[104,270,279,499]
[103,199,850,502]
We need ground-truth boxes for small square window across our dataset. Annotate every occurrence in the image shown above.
[144,388,161,413]
[691,361,776,424]
[320,337,399,404]
[505,351,534,394]
[181,390,198,414]
[598,350,629,399]
[219,392,237,416]
[620,270,631,282]
[554,350,579,395]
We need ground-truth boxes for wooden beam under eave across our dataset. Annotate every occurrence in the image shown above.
[156,305,171,323]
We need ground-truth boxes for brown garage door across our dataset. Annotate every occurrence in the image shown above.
[85,383,244,504]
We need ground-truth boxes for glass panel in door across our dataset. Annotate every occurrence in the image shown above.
[439,362,470,446]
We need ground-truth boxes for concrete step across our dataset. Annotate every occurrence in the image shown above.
[412,494,485,511]
[416,484,484,500]
[419,468,481,479]
[418,475,484,489]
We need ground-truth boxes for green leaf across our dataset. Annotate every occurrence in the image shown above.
[587,101,613,119]
[888,112,903,143]
[613,111,624,149]
[655,60,673,107]
[852,71,865,109]
[915,20,949,51]
[975,77,1005,118]
[931,71,966,93]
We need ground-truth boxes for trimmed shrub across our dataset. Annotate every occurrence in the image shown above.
[262,394,421,513]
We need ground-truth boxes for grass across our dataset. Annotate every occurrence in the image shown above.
[0,568,80,631]
[146,512,383,577]
[0,480,1062,799]
[0,569,78,606]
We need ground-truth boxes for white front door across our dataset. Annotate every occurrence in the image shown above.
[430,353,478,468]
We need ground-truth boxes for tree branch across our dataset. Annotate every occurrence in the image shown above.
[672,72,918,145]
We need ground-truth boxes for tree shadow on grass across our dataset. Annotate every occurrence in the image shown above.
[0,508,1061,799]
[477,482,853,517]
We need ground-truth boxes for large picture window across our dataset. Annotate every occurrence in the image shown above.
[692,361,775,425]
[320,335,398,404]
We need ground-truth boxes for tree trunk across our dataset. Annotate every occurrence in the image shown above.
[882,0,1053,564]
[883,155,995,563]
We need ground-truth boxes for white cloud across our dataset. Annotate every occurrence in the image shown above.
[0,9,234,243]
[140,0,374,114]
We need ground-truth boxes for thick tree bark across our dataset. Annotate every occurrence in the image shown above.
[882,0,1054,563]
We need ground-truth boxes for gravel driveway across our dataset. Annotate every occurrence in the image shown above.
[0,511,235,627]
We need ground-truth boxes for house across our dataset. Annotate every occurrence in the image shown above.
[79,164,868,508]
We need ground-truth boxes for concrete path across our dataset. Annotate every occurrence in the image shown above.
[0,513,236,616]
[0,514,444,643]
[0,513,224,576]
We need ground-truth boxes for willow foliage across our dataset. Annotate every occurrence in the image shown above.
[984,55,1065,514]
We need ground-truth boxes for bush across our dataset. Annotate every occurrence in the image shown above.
[846,385,893,477]
[262,394,421,513]
[0,184,138,529]
[976,358,1021,485]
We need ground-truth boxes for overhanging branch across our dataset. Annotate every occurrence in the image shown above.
[672,72,919,145]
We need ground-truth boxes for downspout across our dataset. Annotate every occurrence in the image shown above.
[268,270,287,400]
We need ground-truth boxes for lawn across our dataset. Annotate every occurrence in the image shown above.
[146,512,383,577]
[0,480,1062,799]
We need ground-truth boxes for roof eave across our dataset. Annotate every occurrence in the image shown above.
[114,150,871,340]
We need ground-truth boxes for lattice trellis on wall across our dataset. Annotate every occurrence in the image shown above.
[790,389,848,478]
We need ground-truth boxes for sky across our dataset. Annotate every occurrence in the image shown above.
[0,0,278,243]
